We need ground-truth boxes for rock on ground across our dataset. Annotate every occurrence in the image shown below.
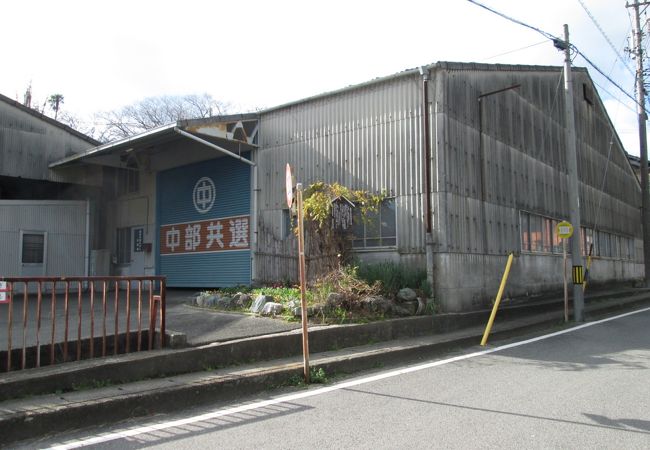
[261,302,284,316]
[396,288,417,303]
[234,293,253,309]
[250,294,274,313]
[361,296,393,314]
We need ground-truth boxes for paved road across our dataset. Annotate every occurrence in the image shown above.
[22,307,650,449]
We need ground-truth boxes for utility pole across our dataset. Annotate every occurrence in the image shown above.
[560,24,585,321]
[627,0,650,286]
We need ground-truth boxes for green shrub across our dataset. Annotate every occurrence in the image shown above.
[356,261,429,297]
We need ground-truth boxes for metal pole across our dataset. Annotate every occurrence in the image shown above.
[628,0,650,285]
[562,239,569,323]
[296,183,310,383]
[561,24,585,321]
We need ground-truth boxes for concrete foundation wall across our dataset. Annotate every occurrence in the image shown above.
[434,252,643,312]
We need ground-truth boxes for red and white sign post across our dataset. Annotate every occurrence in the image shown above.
[287,164,310,383]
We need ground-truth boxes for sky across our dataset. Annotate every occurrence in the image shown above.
[1,0,644,155]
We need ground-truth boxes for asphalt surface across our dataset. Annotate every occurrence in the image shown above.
[0,289,300,349]
[23,306,650,449]
[164,290,301,345]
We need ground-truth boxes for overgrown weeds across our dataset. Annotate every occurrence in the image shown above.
[356,261,431,298]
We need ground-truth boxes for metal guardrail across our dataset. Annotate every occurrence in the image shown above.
[0,276,166,372]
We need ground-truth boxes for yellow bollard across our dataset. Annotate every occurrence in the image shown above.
[480,253,514,346]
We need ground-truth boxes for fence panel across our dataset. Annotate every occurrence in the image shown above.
[0,276,166,372]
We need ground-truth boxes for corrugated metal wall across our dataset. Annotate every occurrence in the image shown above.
[0,200,88,277]
[0,99,100,186]
[436,64,640,255]
[433,63,642,310]
[156,155,251,287]
[256,73,427,282]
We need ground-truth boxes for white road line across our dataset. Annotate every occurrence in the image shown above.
[49,306,650,450]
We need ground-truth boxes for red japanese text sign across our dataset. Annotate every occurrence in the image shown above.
[160,215,250,255]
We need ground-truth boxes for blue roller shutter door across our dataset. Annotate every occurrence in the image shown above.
[157,156,251,287]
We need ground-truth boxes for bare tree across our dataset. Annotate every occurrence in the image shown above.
[96,94,229,141]
[57,111,109,142]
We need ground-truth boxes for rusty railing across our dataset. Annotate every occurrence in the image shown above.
[0,276,166,372]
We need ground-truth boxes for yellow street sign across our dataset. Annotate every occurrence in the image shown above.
[556,221,573,239]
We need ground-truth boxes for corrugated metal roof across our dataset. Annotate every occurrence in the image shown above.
[258,61,586,116]
[50,115,260,168]
[49,123,179,168]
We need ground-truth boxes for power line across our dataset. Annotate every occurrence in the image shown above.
[467,0,557,41]
[467,0,645,113]
[577,0,635,77]
[592,79,637,115]
[482,40,547,61]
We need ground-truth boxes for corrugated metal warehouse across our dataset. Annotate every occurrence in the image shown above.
[255,62,641,311]
[50,62,643,312]
[0,94,102,278]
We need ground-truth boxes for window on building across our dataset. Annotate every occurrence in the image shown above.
[524,211,634,260]
[627,238,634,259]
[551,219,562,253]
[542,217,553,252]
[116,227,131,265]
[116,168,139,196]
[521,212,530,251]
[21,232,45,264]
[352,198,396,248]
[598,231,611,257]
[530,214,542,252]
[583,227,594,256]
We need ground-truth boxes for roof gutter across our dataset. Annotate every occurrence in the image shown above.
[173,127,256,166]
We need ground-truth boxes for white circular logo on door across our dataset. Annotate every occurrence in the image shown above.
[193,177,216,214]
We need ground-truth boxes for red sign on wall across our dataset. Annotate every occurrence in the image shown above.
[160,215,250,255]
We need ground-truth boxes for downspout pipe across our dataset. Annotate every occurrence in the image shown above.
[420,67,435,297]
[251,163,259,286]
[420,68,433,234]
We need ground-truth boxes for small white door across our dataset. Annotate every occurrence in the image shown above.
[20,230,47,277]
[130,226,145,276]
[116,226,145,276]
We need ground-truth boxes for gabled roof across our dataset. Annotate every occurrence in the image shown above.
[0,93,100,146]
